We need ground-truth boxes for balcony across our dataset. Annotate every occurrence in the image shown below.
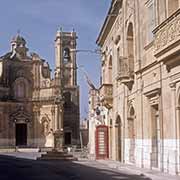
[153,9,180,64]
[99,84,113,109]
[116,57,134,90]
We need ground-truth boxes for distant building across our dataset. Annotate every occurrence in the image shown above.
[80,118,89,147]
[95,0,180,175]
[0,30,79,148]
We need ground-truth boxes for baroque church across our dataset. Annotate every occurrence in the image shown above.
[0,30,80,148]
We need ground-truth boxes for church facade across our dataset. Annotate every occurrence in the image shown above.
[0,30,79,148]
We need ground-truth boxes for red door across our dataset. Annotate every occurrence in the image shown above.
[95,125,109,159]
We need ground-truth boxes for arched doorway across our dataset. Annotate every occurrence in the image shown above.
[128,106,135,163]
[151,104,160,168]
[115,115,122,161]
[10,106,31,147]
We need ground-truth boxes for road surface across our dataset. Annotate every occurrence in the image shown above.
[0,155,151,180]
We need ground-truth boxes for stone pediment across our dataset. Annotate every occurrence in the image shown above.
[10,106,32,123]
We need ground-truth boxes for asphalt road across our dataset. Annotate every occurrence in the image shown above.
[0,155,151,180]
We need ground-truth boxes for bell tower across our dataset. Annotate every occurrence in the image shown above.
[55,28,77,87]
[54,28,80,145]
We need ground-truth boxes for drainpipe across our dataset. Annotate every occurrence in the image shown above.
[136,0,144,168]
[122,0,126,164]
[159,62,164,172]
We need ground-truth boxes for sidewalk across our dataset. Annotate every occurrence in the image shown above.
[97,160,180,180]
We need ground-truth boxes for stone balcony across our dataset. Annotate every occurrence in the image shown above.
[99,84,113,109]
[116,57,134,90]
[153,9,180,65]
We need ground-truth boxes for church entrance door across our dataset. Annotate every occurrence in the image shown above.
[16,124,27,146]
[64,132,71,145]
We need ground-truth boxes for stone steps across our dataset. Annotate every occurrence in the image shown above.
[18,148,39,152]
[37,151,78,161]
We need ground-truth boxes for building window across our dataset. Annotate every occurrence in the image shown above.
[108,56,112,84]
[147,0,155,42]
[14,78,29,99]
[158,0,166,24]
[168,0,179,16]
[17,81,25,98]
[127,23,134,73]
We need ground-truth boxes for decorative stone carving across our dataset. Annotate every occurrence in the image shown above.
[41,114,51,136]
[10,106,32,123]
[154,10,180,55]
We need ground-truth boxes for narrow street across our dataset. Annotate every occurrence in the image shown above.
[0,155,151,180]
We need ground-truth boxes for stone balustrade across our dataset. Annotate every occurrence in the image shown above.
[153,9,180,58]
[116,57,134,89]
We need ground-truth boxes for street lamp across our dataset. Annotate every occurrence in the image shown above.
[70,49,102,55]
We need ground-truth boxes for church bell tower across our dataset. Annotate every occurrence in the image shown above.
[55,28,77,87]
[54,28,79,145]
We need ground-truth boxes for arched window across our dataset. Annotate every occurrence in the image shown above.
[17,81,25,98]
[127,23,134,75]
[168,0,179,16]
[108,56,112,84]
[14,78,29,99]
[63,47,70,63]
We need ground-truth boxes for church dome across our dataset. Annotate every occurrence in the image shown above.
[11,34,26,45]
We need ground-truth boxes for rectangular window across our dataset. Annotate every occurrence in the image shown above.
[147,0,155,42]
[158,0,166,24]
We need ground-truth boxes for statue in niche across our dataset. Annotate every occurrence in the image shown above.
[41,119,49,136]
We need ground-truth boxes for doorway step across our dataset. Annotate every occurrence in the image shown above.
[17,148,39,153]
[37,151,78,161]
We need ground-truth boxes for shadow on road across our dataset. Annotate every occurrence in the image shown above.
[0,155,152,180]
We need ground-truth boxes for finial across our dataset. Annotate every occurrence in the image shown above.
[58,27,63,32]
[17,29,21,36]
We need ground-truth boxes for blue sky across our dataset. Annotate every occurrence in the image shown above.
[0,0,111,119]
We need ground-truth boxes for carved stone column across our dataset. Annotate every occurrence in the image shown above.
[53,95,64,151]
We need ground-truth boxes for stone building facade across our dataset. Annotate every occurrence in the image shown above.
[95,0,180,175]
[0,30,79,148]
